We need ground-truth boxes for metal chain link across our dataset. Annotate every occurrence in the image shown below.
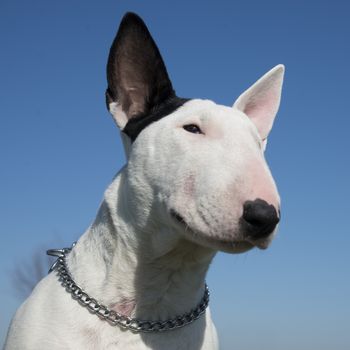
[47,243,209,333]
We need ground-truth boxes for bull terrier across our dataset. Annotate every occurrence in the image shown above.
[5,12,284,350]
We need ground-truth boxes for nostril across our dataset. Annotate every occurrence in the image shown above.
[242,199,279,238]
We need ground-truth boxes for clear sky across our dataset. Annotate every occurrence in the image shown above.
[1,0,349,349]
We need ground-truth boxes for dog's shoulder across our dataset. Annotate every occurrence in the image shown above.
[4,273,73,349]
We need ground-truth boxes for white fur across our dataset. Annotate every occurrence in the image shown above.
[5,66,284,349]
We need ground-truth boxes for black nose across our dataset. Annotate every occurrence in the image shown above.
[241,199,280,239]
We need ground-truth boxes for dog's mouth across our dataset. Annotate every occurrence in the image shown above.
[170,210,262,253]
[171,211,187,226]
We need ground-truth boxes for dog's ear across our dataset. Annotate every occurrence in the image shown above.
[106,12,175,130]
[233,65,284,140]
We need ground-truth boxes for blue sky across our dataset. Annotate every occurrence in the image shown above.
[1,0,349,349]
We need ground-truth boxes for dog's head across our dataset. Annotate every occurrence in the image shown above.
[106,13,284,253]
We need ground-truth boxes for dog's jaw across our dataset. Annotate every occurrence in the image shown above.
[170,209,258,253]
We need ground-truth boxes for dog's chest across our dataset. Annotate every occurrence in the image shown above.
[67,312,218,350]
[7,273,217,350]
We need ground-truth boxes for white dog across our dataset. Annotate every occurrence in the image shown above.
[5,12,284,350]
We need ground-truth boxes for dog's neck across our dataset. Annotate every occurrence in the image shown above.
[66,170,215,321]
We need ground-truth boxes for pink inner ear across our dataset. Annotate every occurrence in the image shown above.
[244,89,278,139]
[234,65,284,140]
[245,91,275,118]
[243,81,280,139]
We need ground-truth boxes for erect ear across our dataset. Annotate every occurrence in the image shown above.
[106,12,175,131]
[233,65,285,140]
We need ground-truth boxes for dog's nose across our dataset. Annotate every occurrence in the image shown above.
[241,199,279,240]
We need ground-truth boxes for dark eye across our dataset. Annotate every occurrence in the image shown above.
[183,124,203,134]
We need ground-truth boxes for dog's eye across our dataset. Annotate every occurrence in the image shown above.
[183,124,203,134]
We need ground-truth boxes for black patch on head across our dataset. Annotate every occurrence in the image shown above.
[123,96,190,141]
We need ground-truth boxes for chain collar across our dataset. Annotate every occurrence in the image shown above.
[47,243,210,333]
